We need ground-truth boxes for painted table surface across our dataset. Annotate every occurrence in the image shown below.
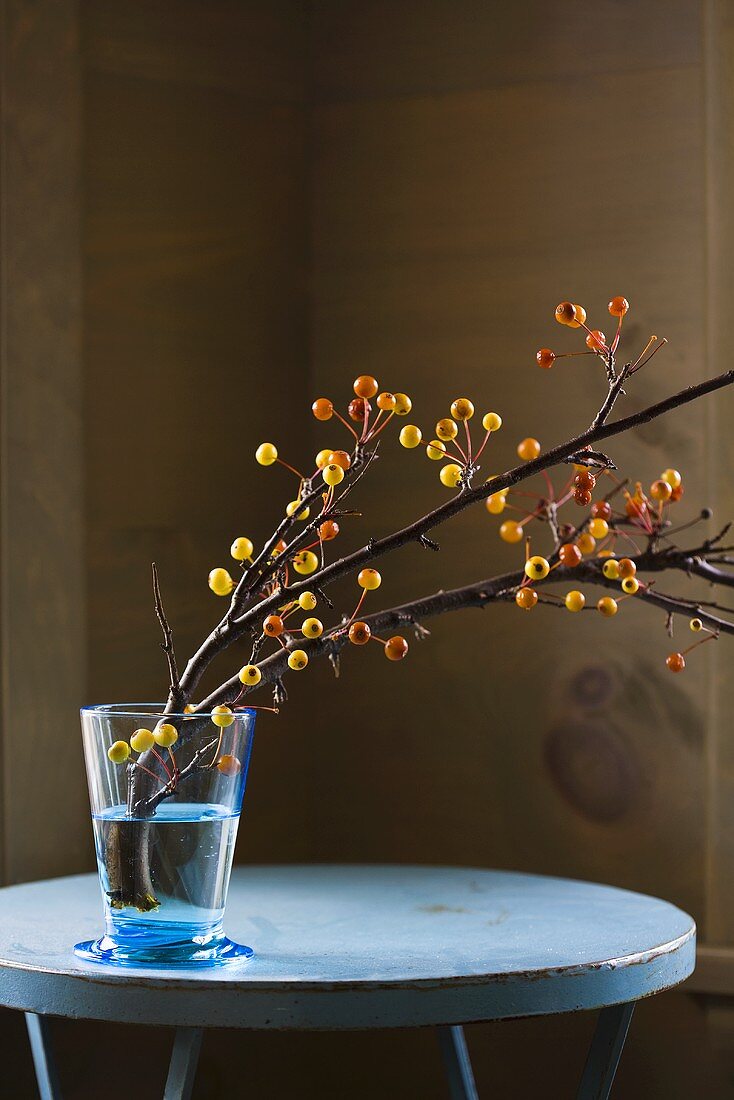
[0,866,695,1030]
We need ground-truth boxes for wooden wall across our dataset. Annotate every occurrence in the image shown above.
[3,1,734,1096]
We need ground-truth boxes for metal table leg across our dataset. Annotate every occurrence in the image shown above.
[25,1013,63,1100]
[163,1027,203,1100]
[438,1025,479,1100]
[577,1002,635,1100]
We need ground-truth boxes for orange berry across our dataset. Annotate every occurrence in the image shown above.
[354,375,378,399]
[666,652,686,673]
[319,519,340,541]
[385,635,409,661]
[500,520,524,543]
[568,304,587,329]
[559,543,582,567]
[555,301,576,326]
[608,296,629,317]
[517,437,540,461]
[574,489,592,507]
[536,348,555,369]
[585,329,607,351]
[217,754,241,777]
[574,469,596,492]
[597,596,618,617]
[671,484,684,502]
[327,450,351,470]
[650,479,672,502]
[377,392,396,411]
[618,558,636,579]
[516,587,538,610]
[576,532,596,556]
[263,614,284,637]
[348,621,371,645]
[312,398,333,421]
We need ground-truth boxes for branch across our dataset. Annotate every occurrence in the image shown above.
[152,563,183,709]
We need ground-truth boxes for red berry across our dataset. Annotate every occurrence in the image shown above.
[671,484,684,502]
[536,348,555,369]
[384,636,408,661]
[559,543,582,567]
[574,489,593,507]
[666,652,686,673]
[574,470,596,492]
[348,397,370,422]
[591,500,611,521]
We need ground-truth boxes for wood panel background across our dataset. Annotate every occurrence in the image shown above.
[2,1,734,1096]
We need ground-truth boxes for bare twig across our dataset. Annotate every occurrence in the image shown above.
[152,563,182,709]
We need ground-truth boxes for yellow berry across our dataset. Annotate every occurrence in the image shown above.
[621,576,639,594]
[482,412,502,433]
[439,463,463,488]
[238,665,262,686]
[315,449,333,469]
[302,617,323,638]
[322,463,345,486]
[426,439,446,461]
[436,418,458,441]
[130,728,155,753]
[576,533,596,556]
[602,559,620,580]
[286,500,310,520]
[589,518,609,540]
[399,425,422,448]
[597,596,618,617]
[230,537,254,561]
[184,704,196,715]
[358,568,381,590]
[451,398,474,421]
[661,468,682,490]
[255,443,278,466]
[485,492,507,515]
[154,722,179,747]
[565,591,585,612]
[208,568,234,596]
[293,551,319,575]
[393,393,412,416]
[500,520,524,543]
[107,740,131,764]
[517,437,541,461]
[524,555,550,581]
[211,706,235,728]
[298,591,317,610]
[690,617,703,632]
[288,649,308,670]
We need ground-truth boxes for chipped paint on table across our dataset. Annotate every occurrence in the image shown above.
[0,866,695,1030]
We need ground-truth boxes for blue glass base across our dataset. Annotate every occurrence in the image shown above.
[74,933,253,969]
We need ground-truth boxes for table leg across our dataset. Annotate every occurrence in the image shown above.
[163,1027,203,1100]
[576,1002,635,1100]
[25,1013,63,1100]
[438,1025,479,1100]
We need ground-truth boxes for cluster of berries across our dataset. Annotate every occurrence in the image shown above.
[107,709,243,777]
[398,398,503,488]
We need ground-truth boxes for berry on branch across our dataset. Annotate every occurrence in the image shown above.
[385,636,409,660]
[517,437,540,461]
[239,665,262,685]
[559,543,583,567]
[482,412,502,432]
[536,349,555,369]
[230,538,254,561]
[436,418,458,441]
[130,728,155,753]
[525,555,550,581]
[301,618,323,638]
[399,425,422,448]
[108,740,131,764]
[516,587,538,610]
[312,398,333,421]
[211,706,235,728]
[393,393,412,415]
[440,463,463,488]
[426,439,447,460]
[565,591,585,612]
[451,398,474,421]
[323,463,345,486]
[255,443,278,466]
[597,597,619,617]
[666,652,686,673]
[608,296,629,317]
[288,650,309,670]
[209,568,234,596]
[354,375,378,399]
[358,568,382,590]
[500,520,524,543]
[293,551,319,574]
[349,621,371,645]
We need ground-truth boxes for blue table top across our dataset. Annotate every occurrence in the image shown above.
[0,866,695,1029]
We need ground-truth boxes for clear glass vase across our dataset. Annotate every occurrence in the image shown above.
[75,703,255,968]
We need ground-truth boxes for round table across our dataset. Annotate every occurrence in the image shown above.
[0,866,695,1099]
